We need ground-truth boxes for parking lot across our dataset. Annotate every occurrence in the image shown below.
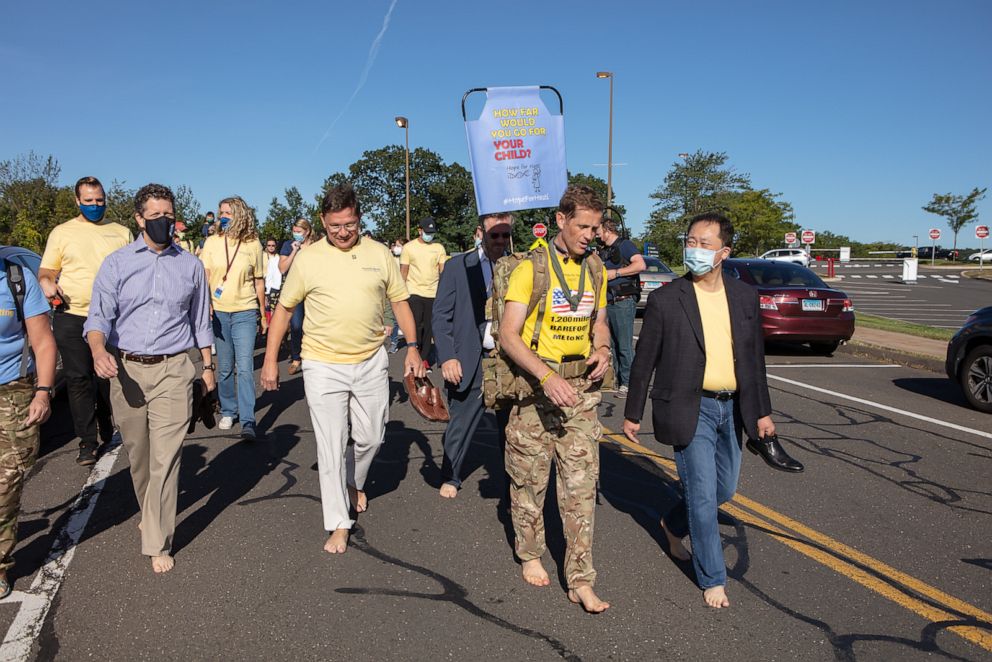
[807,263,990,329]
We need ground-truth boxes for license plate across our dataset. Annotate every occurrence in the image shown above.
[802,299,824,312]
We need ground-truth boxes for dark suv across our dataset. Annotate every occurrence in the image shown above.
[945,306,992,413]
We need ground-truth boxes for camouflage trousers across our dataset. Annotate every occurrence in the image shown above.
[0,381,39,573]
[504,378,602,589]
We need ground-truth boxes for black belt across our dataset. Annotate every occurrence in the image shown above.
[701,389,736,401]
[120,351,183,365]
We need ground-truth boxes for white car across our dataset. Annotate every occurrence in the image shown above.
[759,248,810,267]
[968,249,992,262]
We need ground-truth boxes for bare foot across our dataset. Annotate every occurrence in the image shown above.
[439,483,458,499]
[521,559,551,587]
[703,585,730,608]
[348,485,368,513]
[323,529,349,554]
[151,555,174,573]
[661,519,691,561]
[568,586,610,613]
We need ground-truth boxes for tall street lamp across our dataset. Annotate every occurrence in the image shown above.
[596,71,614,217]
[395,116,411,240]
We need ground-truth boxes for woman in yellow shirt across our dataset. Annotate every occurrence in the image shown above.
[199,196,266,440]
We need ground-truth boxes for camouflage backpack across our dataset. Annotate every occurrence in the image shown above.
[483,245,606,408]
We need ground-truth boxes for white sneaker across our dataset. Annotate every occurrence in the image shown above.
[218,416,234,430]
[618,385,629,398]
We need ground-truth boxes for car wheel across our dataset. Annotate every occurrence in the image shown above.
[960,345,992,413]
[810,341,840,355]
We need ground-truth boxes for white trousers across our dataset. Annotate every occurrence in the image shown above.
[302,347,389,531]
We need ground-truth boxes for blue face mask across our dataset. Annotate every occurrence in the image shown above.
[684,247,720,276]
[219,217,231,231]
[292,232,305,242]
[79,204,106,223]
[474,237,483,249]
[422,233,434,243]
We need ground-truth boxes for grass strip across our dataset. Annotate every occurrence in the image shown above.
[856,312,956,341]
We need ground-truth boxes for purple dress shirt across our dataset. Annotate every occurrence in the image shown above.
[84,237,214,354]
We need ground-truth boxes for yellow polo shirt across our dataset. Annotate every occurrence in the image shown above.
[694,282,737,392]
[279,237,409,364]
[400,239,446,298]
[199,235,265,313]
[40,215,133,317]
[506,257,607,362]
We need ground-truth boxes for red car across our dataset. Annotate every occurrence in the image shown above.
[722,258,855,354]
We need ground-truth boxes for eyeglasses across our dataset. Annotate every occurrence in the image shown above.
[143,213,176,221]
[487,232,512,239]
[326,221,360,234]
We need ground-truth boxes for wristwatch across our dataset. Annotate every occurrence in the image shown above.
[202,364,216,371]
[35,386,53,395]
[406,341,420,349]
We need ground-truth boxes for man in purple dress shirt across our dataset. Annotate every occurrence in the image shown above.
[84,183,215,574]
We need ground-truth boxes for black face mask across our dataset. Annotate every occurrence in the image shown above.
[144,217,175,246]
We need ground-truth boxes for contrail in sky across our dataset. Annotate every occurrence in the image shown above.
[314,0,399,153]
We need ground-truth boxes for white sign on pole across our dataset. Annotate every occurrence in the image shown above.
[801,230,816,245]
[839,246,851,263]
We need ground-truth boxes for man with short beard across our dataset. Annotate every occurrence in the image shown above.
[39,176,132,465]
[261,183,425,555]
[85,183,215,574]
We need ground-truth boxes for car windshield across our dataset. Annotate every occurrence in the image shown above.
[642,257,674,274]
[745,262,827,288]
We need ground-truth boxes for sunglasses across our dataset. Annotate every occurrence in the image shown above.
[487,232,512,239]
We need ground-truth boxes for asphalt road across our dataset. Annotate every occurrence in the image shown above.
[807,263,991,329]
[1,342,990,661]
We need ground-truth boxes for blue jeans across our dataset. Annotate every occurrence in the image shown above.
[213,310,258,426]
[607,296,636,386]
[663,397,742,589]
[289,301,305,361]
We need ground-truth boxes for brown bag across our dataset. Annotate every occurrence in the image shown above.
[404,373,450,422]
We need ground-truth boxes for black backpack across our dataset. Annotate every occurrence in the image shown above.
[4,259,30,379]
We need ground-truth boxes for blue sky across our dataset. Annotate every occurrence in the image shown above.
[3,0,990,246]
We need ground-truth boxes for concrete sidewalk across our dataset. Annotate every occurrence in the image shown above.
[839,325,948,372]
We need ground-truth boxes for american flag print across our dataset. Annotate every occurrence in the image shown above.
[550,288,596,317]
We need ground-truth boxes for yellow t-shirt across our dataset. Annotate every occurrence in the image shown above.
[279,237,409,364]
[199,235,265,313]
[694,282,737,392]
[506,257,607,362]
[40,216,134,317]
[400,239,446,298]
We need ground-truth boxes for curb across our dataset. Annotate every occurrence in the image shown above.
[837,341,944,374]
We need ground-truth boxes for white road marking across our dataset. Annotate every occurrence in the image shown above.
[768,375,992,441]
[866,275,879,279]
[768,364,902,369]
[852,275,863,278]
[0,442,123,662]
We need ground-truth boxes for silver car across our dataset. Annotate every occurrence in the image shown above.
[637,256,678,308]
[759,248,811,267]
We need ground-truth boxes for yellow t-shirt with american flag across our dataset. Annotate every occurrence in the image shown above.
[505,257,607,362]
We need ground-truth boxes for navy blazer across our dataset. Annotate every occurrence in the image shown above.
[432,249,489,393]
[624,274,773,447]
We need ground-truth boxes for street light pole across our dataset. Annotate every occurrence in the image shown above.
[395,116,411,241]
[596,71,614,217]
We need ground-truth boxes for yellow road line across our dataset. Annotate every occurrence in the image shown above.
[599,429,992,652]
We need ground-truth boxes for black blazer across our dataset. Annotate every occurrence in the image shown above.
[624,274,772,447]
[432,250,489,393]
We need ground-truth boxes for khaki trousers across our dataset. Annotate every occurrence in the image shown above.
[110,353,194,556]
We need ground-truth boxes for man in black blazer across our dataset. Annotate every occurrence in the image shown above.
[432,213,513,498]
[623,212,778,609]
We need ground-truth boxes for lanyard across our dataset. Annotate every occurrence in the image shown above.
[222,238,242,283]
[548,242,587,312]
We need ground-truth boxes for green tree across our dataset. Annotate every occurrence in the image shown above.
[923,187,987,254]
[261,186,315,242]
[173,185,201,229]
[0,152,63,250]
[713,188,796,256]
[645,151,752,264]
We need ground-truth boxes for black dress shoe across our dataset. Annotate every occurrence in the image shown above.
[76,444,98,467]
[746,435,804,473]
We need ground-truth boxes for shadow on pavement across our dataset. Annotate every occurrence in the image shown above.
[364,420,437,503]
[891,377,970,409]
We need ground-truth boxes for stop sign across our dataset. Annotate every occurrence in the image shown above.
[784,232,797,244]
[533,223,547,238]
[801,230,815,245]
[929,228,941,241]
[977,225,990,239]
